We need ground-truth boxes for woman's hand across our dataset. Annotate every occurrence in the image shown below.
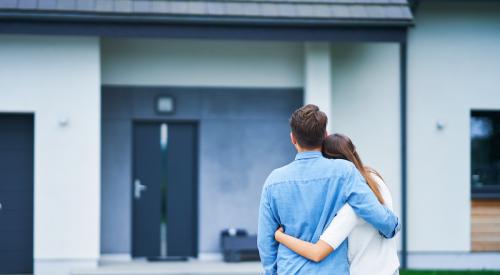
[274,226,284,242]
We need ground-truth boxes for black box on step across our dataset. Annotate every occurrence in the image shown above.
[220,229,260,262]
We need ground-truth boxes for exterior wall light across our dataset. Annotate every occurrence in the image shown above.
[156,96,175,114]
[436,120,446,131]
[58,117,69,127]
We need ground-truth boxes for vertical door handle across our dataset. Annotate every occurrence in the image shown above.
[134,179,147,199]
[0,202,2,211]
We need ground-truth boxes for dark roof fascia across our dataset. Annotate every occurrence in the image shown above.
[0,11,411,42]
[0,10,414,27]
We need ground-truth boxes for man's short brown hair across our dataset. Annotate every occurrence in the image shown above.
[289,104,328,149]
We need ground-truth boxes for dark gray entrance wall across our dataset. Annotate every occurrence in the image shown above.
[101,86,302,254]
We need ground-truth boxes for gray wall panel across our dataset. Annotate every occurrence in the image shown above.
[102,89,133,119]
[200,89,300,119]
[132,88,202,119]
[199,118,294,252]
[101,119,132,253]
[101,86,302,254]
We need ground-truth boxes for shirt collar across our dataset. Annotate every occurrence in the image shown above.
[295,151,322,160]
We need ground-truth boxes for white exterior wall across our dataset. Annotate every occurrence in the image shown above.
[304,43,333,133]
[102,38,303,88]
[408,2,500,256]
[329,43,402,248]
[0,35,101,275]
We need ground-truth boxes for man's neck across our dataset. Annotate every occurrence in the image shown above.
[296,147,322,153]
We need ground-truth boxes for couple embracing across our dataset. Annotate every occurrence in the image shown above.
[257,104,400,275]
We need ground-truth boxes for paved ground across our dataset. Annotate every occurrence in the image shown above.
[72,260,263,275]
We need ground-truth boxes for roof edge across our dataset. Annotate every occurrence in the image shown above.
[0,10,414,28]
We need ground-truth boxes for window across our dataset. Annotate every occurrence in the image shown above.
[471,110,500,198]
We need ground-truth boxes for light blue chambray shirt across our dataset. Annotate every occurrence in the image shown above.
[257,151,400,275]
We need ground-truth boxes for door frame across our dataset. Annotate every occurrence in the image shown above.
[0,112,35,273]
[130,119,200,258]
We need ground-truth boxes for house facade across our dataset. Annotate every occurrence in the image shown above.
[0,0,499,274]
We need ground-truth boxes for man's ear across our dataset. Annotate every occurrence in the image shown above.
[290,132,297,145]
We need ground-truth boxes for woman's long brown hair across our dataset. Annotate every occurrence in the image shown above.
[322,133,385,204]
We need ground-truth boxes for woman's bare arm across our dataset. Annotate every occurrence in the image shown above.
[274,204,358,263]
[274,227,333,263]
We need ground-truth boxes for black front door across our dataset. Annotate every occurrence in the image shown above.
[0,114,34,274]
[132,122,198,258]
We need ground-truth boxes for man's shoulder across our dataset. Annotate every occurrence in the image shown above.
[330,158,357,172]
[314,157,354,168]
[264,163,293,187]
[307,157,356,175]
[264,158,355,187]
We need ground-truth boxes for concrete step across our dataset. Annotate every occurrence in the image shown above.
[72,260,263,275]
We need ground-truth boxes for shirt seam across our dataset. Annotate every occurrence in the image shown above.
[341,166,355,203]
[265,176,334,188]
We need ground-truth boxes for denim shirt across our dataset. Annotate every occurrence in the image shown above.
[257,151,400,275]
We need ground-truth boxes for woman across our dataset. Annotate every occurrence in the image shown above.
[274,133,399,275]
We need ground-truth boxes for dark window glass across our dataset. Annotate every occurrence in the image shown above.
[471,110,500,198]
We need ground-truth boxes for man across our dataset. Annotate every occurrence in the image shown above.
[257,104,400,274]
